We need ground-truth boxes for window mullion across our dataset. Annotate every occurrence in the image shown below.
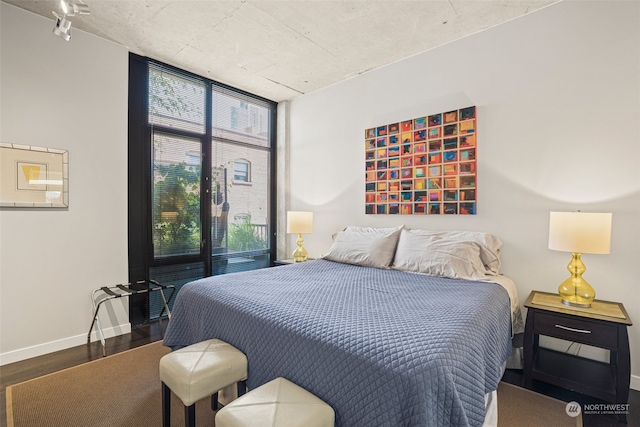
[202,82,213,277]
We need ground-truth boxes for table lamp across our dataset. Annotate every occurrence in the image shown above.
[548,211,612,308]
[287,211,313,262]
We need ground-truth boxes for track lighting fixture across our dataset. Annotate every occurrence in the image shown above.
[52,12,72,41]
[52,0,90,41]
[60,0,90,17]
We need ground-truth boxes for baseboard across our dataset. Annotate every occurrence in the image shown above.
[0,323,131,366]
[631,375,640,392]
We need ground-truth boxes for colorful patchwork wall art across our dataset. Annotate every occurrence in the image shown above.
[365,106,476,215]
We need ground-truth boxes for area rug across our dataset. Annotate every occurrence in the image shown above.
[497,381,582,427]
[5,342,213,427]
[6,341,581,426]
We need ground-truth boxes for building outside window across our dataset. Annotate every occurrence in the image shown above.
[234,160,250,183]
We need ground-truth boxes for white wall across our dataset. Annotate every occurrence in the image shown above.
[288,1,640,388]
[0,3,129,364]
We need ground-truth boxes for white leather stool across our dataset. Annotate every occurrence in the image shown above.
[159,339,247,427]
[215,377,335,427]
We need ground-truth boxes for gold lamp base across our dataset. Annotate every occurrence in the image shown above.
[292,233,308,262]
[558,253,595,308]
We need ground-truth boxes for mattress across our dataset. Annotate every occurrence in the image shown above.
[163,259,515,427]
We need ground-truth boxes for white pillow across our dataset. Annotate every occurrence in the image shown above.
[393,230,487,280]
[404,228,502,275]
[323,225,403,269]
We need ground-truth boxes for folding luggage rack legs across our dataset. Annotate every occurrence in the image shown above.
[88,280,175,356]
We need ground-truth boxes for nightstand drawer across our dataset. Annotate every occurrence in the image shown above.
[533,312,618,348]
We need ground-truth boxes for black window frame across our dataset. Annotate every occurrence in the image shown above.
[128,53,277,325]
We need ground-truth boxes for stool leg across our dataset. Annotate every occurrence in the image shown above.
[185,404,195,427]
[211,392,218,410]
[238,380,247,397]
[161,382,171,427]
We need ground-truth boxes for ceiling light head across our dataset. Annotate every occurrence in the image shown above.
[52,11,72,41]
[60,0,90,17]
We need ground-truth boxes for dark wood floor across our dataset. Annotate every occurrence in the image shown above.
[2,320,638,427]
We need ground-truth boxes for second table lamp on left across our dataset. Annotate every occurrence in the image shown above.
[287,211,313,262]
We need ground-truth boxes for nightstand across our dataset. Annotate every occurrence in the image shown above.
[523,290,632,423]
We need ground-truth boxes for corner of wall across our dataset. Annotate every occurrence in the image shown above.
[276,101,290,260]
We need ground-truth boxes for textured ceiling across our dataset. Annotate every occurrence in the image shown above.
[4,0,558,102]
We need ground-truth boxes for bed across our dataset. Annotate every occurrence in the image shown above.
[163,226,523,427]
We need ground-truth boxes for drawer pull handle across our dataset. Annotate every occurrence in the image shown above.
[555,324,591,334]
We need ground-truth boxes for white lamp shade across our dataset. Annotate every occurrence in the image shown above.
[287,211,313,234]
[548,212,612,254]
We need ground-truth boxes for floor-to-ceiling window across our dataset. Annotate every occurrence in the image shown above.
[128,54,277,325]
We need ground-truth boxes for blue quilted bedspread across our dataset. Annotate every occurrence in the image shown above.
[163,259,513,427]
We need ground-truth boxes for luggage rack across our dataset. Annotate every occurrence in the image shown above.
[88,279,175,356]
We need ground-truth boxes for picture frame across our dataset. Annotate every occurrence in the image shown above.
[0,143,69,208]
[365,106,477,215]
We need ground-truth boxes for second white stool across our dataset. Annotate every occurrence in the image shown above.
[215,377,335,427]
